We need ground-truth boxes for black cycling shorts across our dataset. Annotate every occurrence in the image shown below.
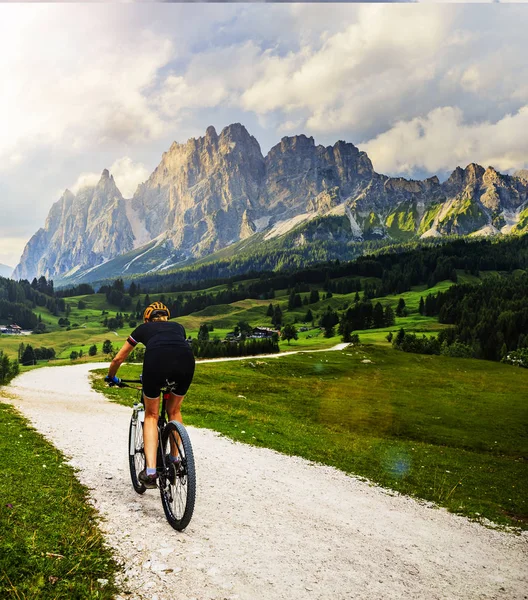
[142,346,195,399]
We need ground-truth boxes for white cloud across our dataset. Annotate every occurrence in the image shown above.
[70,172,101,194]
[1,2,528,255]
[70,157,149,198]
[109,157,150,198]
[154,41,264,119]
[241,5,455,130]
[362,106,528,175]
[0,6,173,167]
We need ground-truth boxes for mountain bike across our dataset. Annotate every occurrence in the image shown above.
[113,378,196,531]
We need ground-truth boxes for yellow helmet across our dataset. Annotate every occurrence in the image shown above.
[143,301,170,323]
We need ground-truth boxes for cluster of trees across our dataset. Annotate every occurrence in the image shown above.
[0,350,19,384]
[391,328,474,358]
[56,283,95,298]
[0,299,38,330]
[338,301,396,341]
[189,337,279,359]
[101,279,133,310]
[102,313,132,330]
[0,275,66,328]
[100,233,527,302]
[286,289,335,310]
[18,343,56,366]
[422,273,528,361]
[89,236,528,341]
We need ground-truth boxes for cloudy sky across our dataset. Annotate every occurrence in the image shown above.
[1,3,527,268]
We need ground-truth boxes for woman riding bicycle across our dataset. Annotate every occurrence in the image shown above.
[105,301,195,489]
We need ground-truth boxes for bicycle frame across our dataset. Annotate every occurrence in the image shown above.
[121,379,175,472]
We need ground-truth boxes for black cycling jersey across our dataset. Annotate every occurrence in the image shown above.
[127,321,194,398]
[127,321,188,351]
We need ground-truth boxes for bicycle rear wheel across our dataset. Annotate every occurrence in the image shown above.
[128,415,146,494]
[159,421,196,531]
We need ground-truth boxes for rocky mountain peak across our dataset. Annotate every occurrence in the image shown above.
[465,163,485,182]
[445,163,485,191]
[205,125,218,140]
[219,122,252,141]
[14,123,528,283]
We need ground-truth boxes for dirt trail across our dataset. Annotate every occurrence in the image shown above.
[5,357,527,600]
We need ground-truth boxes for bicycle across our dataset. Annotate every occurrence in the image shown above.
[112,377,196,531]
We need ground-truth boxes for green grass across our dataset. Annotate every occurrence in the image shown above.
[93,346,528,530]
[0,400,118,598]
[0,273,483,365]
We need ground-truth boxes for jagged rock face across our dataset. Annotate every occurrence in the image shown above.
[422,165,528,236]
[13,123,528,281]
[263,135,373,216]
[131,124,265,255]
[13,171,134,280]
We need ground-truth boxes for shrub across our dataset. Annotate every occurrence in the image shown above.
[102,340,114,354]
[0,351,20,384]
[440,341,473,358]
[501,348,528,368]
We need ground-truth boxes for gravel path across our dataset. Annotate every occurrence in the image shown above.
[5,359,527,600]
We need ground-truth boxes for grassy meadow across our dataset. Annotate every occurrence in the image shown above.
[3,269,528,529]
[93,345,528,530]
[0,274,460,362]
[0,400,118,598]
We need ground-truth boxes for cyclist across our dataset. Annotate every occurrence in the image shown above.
[105,301,195,489]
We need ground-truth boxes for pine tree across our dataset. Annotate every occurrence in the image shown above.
[266,303,274,317]
[198,323,210,342]
[384,306,395,327]
[418,297,425,315]
[373,302,385,328]
[395,298,407,317]
[272,305,283,327]
[287,292,296,311]
[21,345,36,366]
[309,290,320,304]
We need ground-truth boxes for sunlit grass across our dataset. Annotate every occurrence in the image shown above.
[0,401,118,598]
[93,345,528,529]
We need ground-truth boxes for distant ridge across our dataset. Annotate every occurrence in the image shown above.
[13,123,528,283]
[0,263,13,278]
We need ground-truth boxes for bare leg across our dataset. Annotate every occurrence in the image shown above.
[167,392,184,423]
[143,394,160,470]
[167,393,184,458]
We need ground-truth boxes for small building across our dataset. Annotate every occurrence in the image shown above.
[251,327,279,338]
[0,323,23,335]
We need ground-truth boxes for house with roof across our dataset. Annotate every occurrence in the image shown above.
[0,323,23,335]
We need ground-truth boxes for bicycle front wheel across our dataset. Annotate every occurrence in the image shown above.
[159,420,196,531]
[128,415,146,494]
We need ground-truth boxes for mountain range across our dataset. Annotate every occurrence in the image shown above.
[13,123,528,283]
